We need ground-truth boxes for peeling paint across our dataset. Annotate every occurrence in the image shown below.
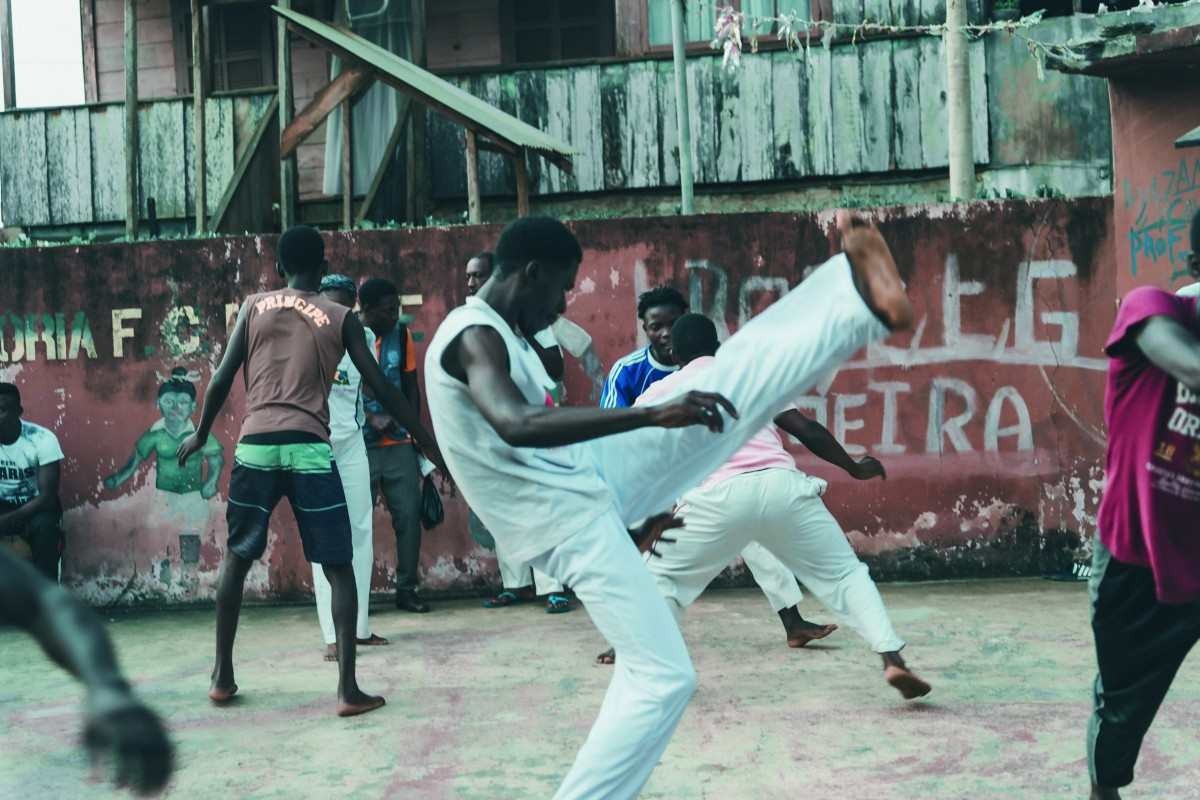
[3,200,1114,603]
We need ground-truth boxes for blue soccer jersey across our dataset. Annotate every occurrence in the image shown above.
[599,346,678,408]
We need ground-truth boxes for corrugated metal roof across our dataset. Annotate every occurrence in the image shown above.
[1177,123,1200,149]
[272,5,575,167]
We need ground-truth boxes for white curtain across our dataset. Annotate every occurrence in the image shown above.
[322,0,410,196]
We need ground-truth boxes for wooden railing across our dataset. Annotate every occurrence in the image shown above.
[0,90,276,230]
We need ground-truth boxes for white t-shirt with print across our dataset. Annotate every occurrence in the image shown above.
[0,421,64,505]
[327,328,375,442]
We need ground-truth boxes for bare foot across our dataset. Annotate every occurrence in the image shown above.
[836,210,914,331]
[596,648,615,665]
[208,683,238,704]
[324,644,338,662]
[787,623,839,648]
[356,634,390,646]
[336,690,386,718]
[884,665,932,700]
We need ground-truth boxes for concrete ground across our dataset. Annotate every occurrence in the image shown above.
[2,579,1198,800]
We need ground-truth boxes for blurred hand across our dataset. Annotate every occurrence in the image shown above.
[83,696,174,796]
[630,512,684,558]
[649,391,739,433]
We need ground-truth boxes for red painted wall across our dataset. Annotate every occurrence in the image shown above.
[1110,75,1200,297]
[0,199,1114,605]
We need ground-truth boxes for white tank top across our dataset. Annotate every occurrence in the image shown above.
[425,297,613,564]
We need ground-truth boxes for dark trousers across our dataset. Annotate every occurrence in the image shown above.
[0,502,63,581]
[1088,538,1200,788]
[368,443,422,592]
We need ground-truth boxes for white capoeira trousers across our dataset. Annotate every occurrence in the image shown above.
[653,468,906,654]
[498,553,565,595]
[740,542,804,612]
[313,432,375,644]
[532,253,890,800]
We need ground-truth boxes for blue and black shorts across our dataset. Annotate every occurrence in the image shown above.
[226,438,352,565]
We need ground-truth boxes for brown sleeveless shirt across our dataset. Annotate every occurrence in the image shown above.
[238,289,350,442]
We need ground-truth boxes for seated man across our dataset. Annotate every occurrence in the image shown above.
[0,383,65,581]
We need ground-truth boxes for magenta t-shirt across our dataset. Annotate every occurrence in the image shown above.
[1097,286,1200,604]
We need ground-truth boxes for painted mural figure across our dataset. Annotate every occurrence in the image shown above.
[103,368,224,498]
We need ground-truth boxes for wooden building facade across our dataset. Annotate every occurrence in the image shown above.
[1,0,1112,236]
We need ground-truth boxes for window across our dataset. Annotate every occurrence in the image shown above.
[647,0,810,47]
[209,4,276,90]
[500,0,614,65]
[171,0,276,94]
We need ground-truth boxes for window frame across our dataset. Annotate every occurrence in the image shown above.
[497,0,616,67]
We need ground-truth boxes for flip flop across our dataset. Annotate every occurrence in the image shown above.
[545,594,573,614]
[483,590,525,608]
[1043,562,1093,582]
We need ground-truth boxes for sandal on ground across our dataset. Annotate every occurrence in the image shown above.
[545,594,574,614]
[484,590,526,608]
[356,634,390,646]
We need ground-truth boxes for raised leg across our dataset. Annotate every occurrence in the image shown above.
[589,236,906,526]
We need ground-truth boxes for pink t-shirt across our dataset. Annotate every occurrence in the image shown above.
[635,356,798,490]
[1097,287,1200,604]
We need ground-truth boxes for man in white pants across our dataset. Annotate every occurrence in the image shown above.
[610,312,929,699]
[467,251,574,613]
[425,212,912,799]
[597,284,837,654]
[311,275,389,659]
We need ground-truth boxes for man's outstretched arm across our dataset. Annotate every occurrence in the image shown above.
[773,409,885,480]
[178,305,250,466]
[0,549,173,794]
[448,326,737,448]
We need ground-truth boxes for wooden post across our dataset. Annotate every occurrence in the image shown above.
[191,0,206,232]
[124,0,139,239]
[80,0,99,104]
[669,0,694,214]
[0,0,15,109]
[404,0,427,224]
[278,0,296,230]
[514,149,529,218]
[341,98,352,229]
[944,0,974,201]
[464,128,480,224]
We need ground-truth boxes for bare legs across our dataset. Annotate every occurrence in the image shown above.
[325,562,386,717]
[208,550,384,716]
[209,550,251,703]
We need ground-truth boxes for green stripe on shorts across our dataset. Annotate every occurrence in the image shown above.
[234,442,334,474]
